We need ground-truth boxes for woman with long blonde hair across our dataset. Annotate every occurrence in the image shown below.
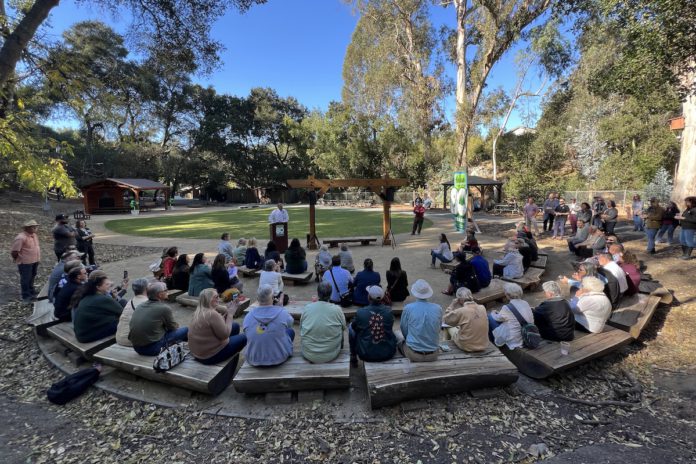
[188,288,246,366]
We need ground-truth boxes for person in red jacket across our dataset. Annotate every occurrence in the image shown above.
[412,199,426,235]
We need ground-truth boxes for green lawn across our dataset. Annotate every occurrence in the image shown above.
[104,206,432,239]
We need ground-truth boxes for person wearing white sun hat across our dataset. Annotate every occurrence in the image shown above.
[399,279,442,362]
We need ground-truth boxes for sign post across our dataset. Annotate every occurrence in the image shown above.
[453,171,468,232]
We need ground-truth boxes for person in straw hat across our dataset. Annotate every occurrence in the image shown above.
[11,219,41,303]
[399,279,442,362]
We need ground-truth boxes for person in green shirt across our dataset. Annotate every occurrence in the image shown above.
[73,274,123,343]
[129,282,188,356]
[300,282,346,363]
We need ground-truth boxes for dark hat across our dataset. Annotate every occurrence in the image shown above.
[55,214,68,221]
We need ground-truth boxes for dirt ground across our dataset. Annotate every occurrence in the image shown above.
[1,190,695,463]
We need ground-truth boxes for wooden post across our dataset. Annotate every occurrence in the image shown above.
[308,202,318,250]
[382,201,392,245]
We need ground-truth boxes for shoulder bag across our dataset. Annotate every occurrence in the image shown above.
[329,268,353,307]
[506,302,542,349]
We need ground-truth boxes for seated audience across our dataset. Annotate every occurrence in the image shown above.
[567,219,590,254]
[188,288,247,366]
[598,252,628,294]
[115,278,149,347]
[284,238,308,274]
[573,226,606,258]
[171,254,190,292]
[48,250,82,303]
[264,241,284,269]
[386,257,409,302]
[53,265,87,322]
[571,277,612,333]
[233,238,247,266]
[431,233,454,268]
[316,244,332,273]
[461,231,480,253]
[161,247,178,285]
[516,238,533,271]
[300,282,347,363]
[259,259,284,302]
[129,282,188,356]
[73,273,124,343]
[443,253,480,295]
[492,241,524,279]
[611,245,640,295]
[532,281,574,342]
[242,284,294,366]
[226,258,243,292]
[488,283,533,349]
[244,238,263,270]
[339,243,355,273]
[218,233,235,262]
[468,248,491,288]
[211,253,233,294]
[400,280,442,362]
[349,285,396,365]
[323,255,353,305]
[443,287,489,352]
[353,259,381,306]
[188,253,214,297]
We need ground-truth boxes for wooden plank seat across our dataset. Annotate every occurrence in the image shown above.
[460,250,548,269]
[238,266,260,277]
[362,341,518,409]
[176,292,251,318]
[322,237,378,248]
[280,270,314,286]
[499,327,633,379]
[608,293,662,338]
[36,282,50,301]
[26,299,61,336]
[245,301,358,321]
[166,289,184,302]
[472,279,507,304]
[46,323,116,359]
[94,344,238,395]
[233,349,351,394]
[501,267,545,290]
[638,280,672,305]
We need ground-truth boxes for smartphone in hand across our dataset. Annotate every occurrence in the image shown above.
[123,270,129,280]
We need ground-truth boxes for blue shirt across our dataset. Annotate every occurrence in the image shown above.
[469,255,491,288]
[243,305,294,366]
[323,266,353,303]
[352,269,381,305]
[400,300,442,353]
[218,240,235,261]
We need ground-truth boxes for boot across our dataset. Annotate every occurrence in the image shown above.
[681,247,693,260]
[681,245,688,258]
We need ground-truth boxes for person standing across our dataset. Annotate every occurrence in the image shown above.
[75,219,96,265]
[552,198,570,239]
[568,198,580,235]
[542,193,558,233]
[523,197,540,236]
[11,219,41,303]
[676,196,696,260]
[412,199,426,235]
[656,201,680,244]
[643,197,665,255]
[601,200,619,235]
[592,197,607,229]
[268,203,289,224]
[52,214,76,261]
[631,194,644,231]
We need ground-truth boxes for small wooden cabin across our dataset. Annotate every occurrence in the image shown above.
[81,178,170,214]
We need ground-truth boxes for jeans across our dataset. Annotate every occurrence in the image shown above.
[680,228,695,247]
[604,221,616,235]
[17,262,38,300]
[542,213,555,231]
[569,214,577,234]
[633,215,644,231]
[412,217,424,234]
[431,251,452,266]
[567,240,580,253]
[196,323,247,365]
[592,215,603,229]
[134,327,189,356]
[656,224,676,243]
[487,313,501,342]
[492,263,505,277]
[524,216,539,234]
[646,228,659,252]
[552,218,567,237]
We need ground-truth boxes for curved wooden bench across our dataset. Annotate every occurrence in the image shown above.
[176,292,250,318]
[322,237,378,248]
[281,271,314,286]
[608,293,662,339]
[501,267,545,290]
[46,323,115,359]
[244,301,357,321]
[362,341,518,409]
[238,266,260,277]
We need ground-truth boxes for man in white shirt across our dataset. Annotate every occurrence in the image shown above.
[268,203,289,224]
[572,276,612,333]
[597,253,628,294]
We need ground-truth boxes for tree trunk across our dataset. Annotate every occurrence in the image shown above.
[454,0,468,170]
[0,0,60,91]
[672,91,696,201]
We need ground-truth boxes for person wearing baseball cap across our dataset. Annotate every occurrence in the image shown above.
[52,214,76,261]
[11,219,41,303]
[348,284,397,366]
[399,279,442,362]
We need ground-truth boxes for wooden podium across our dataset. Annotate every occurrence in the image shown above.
[270,222,288,253]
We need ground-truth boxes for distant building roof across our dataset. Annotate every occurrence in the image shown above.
[81,178,169,190]
[441,175,503,186]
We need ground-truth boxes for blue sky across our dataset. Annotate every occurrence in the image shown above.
[44,0,546,128]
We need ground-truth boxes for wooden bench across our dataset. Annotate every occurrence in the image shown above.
[472,279,507,304]
[36,282,49,301]
[460,250,548,270]
[176,292,251,318]
[322,237,378,248]
[73,210,91,220]
[166,289,184,302]
[280,271,314,286]
[94,344,238,395]
[46,323,116,359]
[245,301,358,321]
[499,327,633,379]
[362,341,518,409]
[638,280,673,305]
[26,299,61,336]
[608,293,662,338]
[238,266,260,277]
[233,349,351,394]
[501,267,545,290]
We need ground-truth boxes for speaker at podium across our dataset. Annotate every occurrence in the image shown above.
[269,222,288,253]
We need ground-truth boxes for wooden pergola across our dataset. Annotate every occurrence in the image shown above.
[287,176,409,249]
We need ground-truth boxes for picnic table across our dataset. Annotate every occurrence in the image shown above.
[491,203,521,215]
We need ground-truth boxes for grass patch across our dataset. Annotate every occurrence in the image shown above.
[105,206,432,240]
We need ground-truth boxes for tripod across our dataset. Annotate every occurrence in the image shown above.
[386,215,397,250]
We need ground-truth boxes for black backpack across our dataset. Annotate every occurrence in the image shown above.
[455,262,480,293]
[507,302,542,349]
[47,367,100,405]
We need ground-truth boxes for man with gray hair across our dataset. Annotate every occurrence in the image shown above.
[573,276,612,333]
[532,281,574,342]
[116,278,149,347]
[300,281,347,363]
[488,283,534,349]
[242,284,295,366]
[129,281,188,355]
[443,286,489,352]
